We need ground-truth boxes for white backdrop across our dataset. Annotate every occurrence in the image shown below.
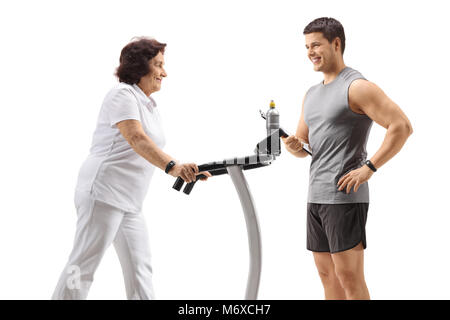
[0,0,448,300]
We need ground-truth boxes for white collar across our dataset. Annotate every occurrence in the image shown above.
[132,84,157,110]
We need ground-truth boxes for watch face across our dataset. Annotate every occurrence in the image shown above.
[366,160,376,172]
[166,161,175,173]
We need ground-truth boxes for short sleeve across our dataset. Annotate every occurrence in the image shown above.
[105,88,141,128]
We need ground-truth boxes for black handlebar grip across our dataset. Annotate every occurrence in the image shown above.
[278,127,289,138]
[173,177,184,191]
[183,181,197,194]
[183,174,207,195]
[173,174,207,194]
[302,147,312,156]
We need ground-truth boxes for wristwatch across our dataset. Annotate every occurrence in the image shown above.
[165,160,176,174]
[365,160,377,172]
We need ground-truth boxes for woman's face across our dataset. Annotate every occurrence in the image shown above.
[140,51,167,95]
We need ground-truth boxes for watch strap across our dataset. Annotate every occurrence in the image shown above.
[165,160,176,174]
[365,160,377,172]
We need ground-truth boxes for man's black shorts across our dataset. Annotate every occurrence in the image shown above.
[307,203,369,254]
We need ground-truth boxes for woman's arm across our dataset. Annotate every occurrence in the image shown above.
[116,119,205,183]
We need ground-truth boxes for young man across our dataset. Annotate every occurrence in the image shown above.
[282,17,413,300]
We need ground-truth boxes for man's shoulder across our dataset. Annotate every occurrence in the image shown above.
[349,78,376,95]
[348,78,382,112]
[342,67,366,82]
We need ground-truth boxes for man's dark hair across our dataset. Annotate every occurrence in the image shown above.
[115,37,166,84]
[303,17,346,55]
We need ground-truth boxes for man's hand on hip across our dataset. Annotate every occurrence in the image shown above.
[337,165,374,194]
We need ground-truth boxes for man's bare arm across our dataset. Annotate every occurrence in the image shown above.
[337,80,413,193]
[282,94,310,158]
[349,79,413,169]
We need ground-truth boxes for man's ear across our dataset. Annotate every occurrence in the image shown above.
[333,37,341,52]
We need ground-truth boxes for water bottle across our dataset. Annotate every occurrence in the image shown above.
[266,100,279,135]
[265,100,280,155]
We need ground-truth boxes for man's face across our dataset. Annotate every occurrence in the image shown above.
[305,32,338,72]
[147,51,167,93]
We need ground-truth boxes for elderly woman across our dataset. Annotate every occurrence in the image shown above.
[52,37,209,300]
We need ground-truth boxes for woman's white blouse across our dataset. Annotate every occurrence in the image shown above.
[75,83,166,213]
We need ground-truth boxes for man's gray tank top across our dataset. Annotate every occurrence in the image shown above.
[303,67,373,204]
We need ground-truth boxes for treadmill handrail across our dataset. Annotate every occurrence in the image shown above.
[173,153,275,194]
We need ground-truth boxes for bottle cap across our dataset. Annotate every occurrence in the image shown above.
[269,100,275,108]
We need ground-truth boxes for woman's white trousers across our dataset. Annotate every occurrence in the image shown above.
[52,191,155,299]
